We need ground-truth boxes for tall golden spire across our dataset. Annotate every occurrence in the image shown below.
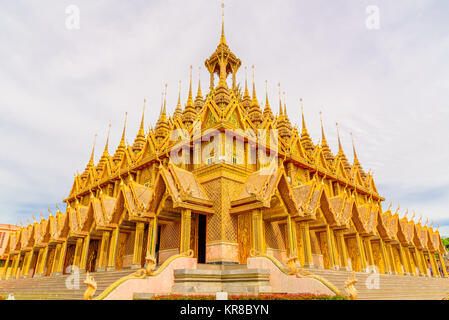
[336,122,343,154]
[263,80,274,121]
[174,81,183,119]
[186,65,194,107]
[242,66,251,110]
[103,123,112,156]
[194,67,204,112]
[319,111,334,163]
[220,2,226,45]
[283,91,288,116]
[278,83,283,117]
[351,132,366,179]
[133,99,147,152]
[251,65,259,106]
[82,133,97,179]
[300,98,314,152]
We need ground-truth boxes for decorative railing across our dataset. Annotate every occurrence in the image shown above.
[249,250,358,300]
[84,250,194,300]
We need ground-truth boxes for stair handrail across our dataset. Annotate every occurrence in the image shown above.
[84,249,194,300]
[249,249,358,300]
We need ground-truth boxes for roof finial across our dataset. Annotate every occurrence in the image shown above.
[89,133,98,165]
[138,99,146,134]
[319,111,326,145]
[120,112,127,144]
[300,98,306,129]
[196,66,202,98]
[177,81,182,107]
[336,122,343,153]
[163,83,168,115]
[252,65,257,99]
[283,91,287,116]
[265,80,269,107]
[187,65,194,105]
[278,82,283,116]
[220,2,226,45]
[244,66,249,96]
[104,123,112,154]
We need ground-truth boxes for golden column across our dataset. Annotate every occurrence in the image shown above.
[73,238,84,270]
[398,245,411,275]
[132,222,145,269]
[97,231,111,271]
[335,230,349,271]
[180,209,192,253]
[298,222,313,267]
[325,225,337,269]
[107,227,120,271]
[363,237,375,270]
[36,246,49,277]
[386,243,398,274]
[9,254,20,279]
[146,217,159,263]
[1,254,11,279]
[405,248,417,276]
[50,244,62,276]
[439,253,448,277]
[79,235,91,272]
[430,253,440,277]
[252,209,265,254]
[55,240,68,275]
[379,239,391,274]
[286,216,298,259]
[355,233,368,272]
[21,251,33,278]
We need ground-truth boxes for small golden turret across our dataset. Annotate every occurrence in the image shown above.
[300,99,314,153]
[113,113,127,165]
[263,80,274,122]
[81,134,97,180]
[97,124,111,170]
[248,66,263,126]
[132,99,147,153]
[320,112,334,163]
[351,133,367,180]
[242,67,251,112]
[173,81,183,120]
[194,67,204,112]
[276,90,292,141]
[182,66,197,127]
[335,123,351,173]
[155,85,170,142]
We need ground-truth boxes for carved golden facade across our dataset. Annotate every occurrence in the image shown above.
[1,13,447,282]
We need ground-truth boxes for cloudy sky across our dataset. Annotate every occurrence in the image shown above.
[1,0,448,235]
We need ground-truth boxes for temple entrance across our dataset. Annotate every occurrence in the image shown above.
[44,246,56,276]
[86,239,100,272]
[63,243,76,274]
[198,214,207,264]
[29,250,39,278]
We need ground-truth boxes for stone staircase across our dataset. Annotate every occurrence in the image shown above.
[303,267,449,300]
[0,269,134,300]
[1,264,449,300]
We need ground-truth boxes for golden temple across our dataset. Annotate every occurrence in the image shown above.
[1,7,447,291]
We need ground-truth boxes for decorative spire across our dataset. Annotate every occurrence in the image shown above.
[320,111,334,163]
[283,91,287,116]
[155,86,170,142]
[300,99,314,153]
[186,65,194,107]
[350,133,366,179]
[248,66,263,126]
[220,2,226,45]
[103,124,111,156]
[82,133,97,179]
[174,81,183,120]
[335,122,351,172]
[251,65,259,106]
[263,80,274,121]
[133,99,147,153]
[183,67,198,127]
[278,83,283,117]
[194,67,204,112]
[242,66,251,111]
